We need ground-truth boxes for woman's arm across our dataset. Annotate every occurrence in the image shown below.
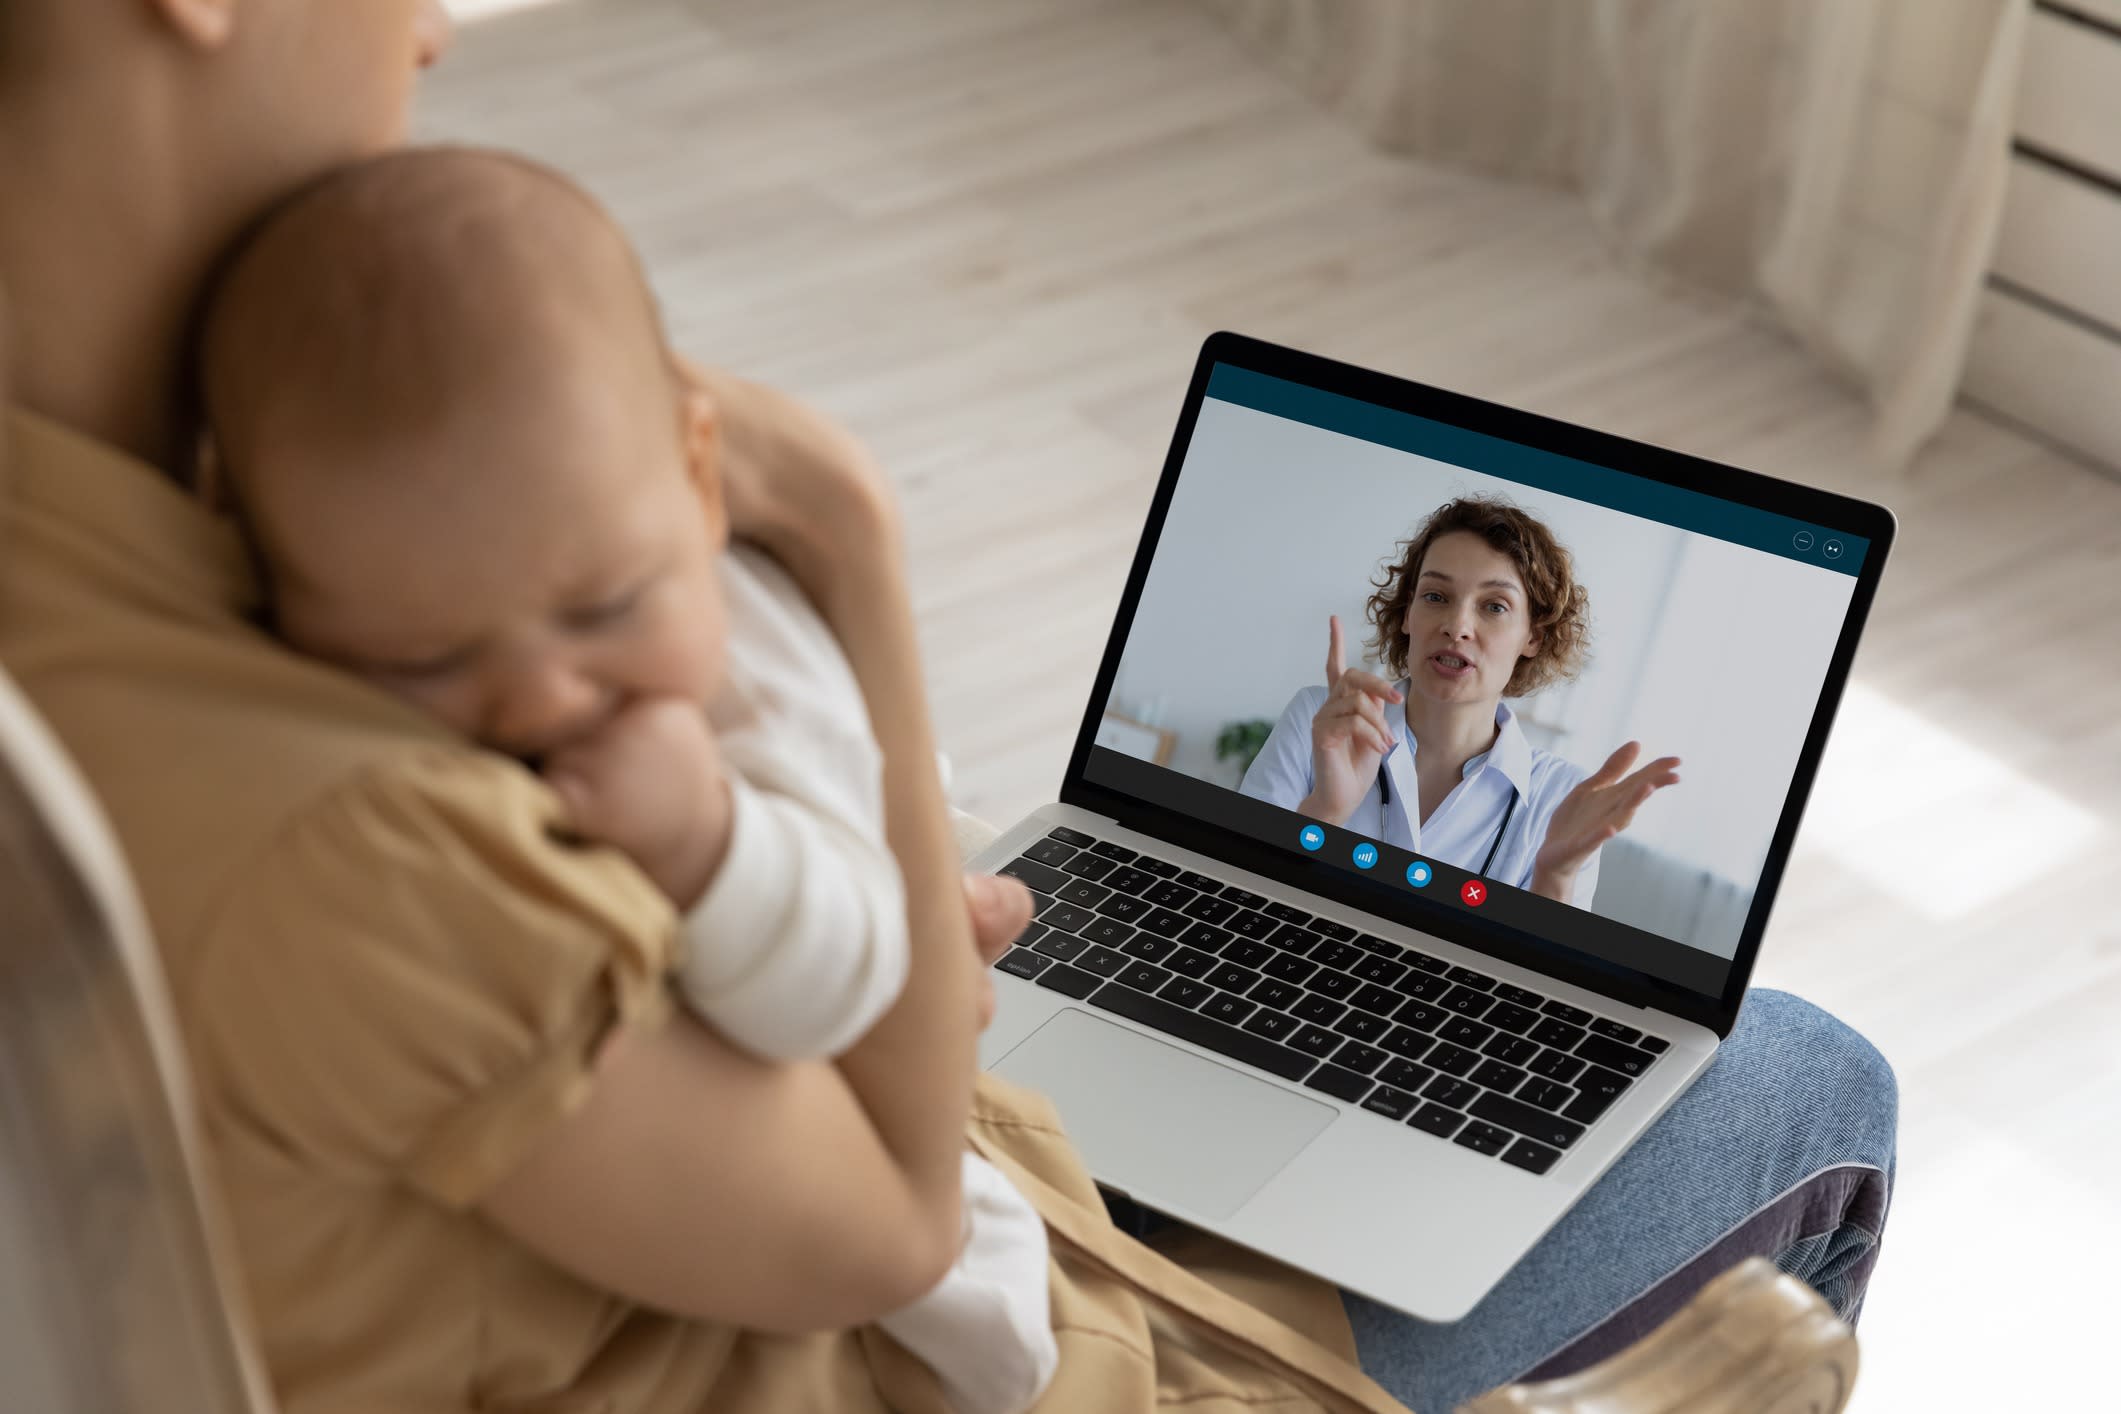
[480,375,982,1332]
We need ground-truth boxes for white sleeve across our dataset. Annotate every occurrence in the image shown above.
[675,545,909,1061]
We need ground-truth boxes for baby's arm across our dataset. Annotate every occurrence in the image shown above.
[675,545,910,1061]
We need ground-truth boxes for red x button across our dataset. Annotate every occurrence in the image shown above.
[1459,879,1488,907]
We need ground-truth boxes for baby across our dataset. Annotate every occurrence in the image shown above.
[197,147,1055,1414]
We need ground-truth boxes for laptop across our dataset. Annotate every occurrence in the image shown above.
[969,331,1894,1322]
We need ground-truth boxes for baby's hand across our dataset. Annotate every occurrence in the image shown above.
[545,698,734,911]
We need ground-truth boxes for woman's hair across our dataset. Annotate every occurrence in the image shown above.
[1363,496,1590,697]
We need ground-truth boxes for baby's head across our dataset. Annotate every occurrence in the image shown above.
[202,146,727,762]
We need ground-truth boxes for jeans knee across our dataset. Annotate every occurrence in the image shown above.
[1744,989,1899,1163]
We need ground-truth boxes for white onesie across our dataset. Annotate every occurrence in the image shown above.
[677,543,1058,1414]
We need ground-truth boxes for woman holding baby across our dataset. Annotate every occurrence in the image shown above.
[0,4,1898,1412]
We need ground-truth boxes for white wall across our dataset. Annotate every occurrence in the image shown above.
[1104,399,1857,944]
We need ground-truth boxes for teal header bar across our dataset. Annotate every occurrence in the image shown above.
[1204,364,1868,575]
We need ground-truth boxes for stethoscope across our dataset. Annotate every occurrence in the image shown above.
[1378,759,1520,877]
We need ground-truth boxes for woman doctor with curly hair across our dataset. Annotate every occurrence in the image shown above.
[1241,497,1681,907]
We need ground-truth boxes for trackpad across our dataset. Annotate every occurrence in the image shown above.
[991,1009,1338,1220]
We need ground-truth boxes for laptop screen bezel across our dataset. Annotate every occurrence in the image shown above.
[1057,332,1896,1039]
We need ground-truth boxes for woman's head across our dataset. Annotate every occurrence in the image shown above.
[1364,497,1589,705]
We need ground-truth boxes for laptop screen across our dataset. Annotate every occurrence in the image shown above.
[1073,345,1890,1019]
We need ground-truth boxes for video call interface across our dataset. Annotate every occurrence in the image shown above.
[1084,365,1868,1000]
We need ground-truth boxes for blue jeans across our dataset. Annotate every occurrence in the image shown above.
[1343,988,1897,1411]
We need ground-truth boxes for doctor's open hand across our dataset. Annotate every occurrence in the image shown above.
[1300,615,1406,826]
[1529,741,1681,904]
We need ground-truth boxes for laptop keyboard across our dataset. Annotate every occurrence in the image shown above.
[993,827,1673,1176]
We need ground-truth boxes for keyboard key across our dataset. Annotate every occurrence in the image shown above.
[1079,917,1135,949]
[1350,983,1402,1017]
[1422,1076,1480,1109]
[1332,1011,1390,1043]
[1540,1000,1593,1025]
[1157,977,1212,1009]
[1469,1059,1528,1093]
[1313,941,1364,971]
[1409,1103,1466,1138]
[1243,1009,1301,1045]
[1165,946,1217,979]
[1103,866,1156,895]
[1530,1018,1587,1051]
[1640,1035,1671,1055]
[997,947,1050,979]
[1518,1079,1572,1111]
[1311,919,1358,942]
[1207,963,1262,994]
[1590,1018,1643,1045]
[1089,982,1316,1082]
[1176,870,1223,893]
[1001,857,1070,894]
[1354,933,1402,957]
[1220,885,1268,909]
[1380,1026,1435,1062]
[1223,939,1276,969]
[1047,826,1098,847]
[1442,987,1498,1018]
[1393,999,1448,1031]
[1024,836,1079,867]
[1017,922,1051,947]
[1062,853,1117,882]
[1362,1085,1420,1121]
[1469,1093,1587,1150]
[1393,971,1453,1002]
[1290,994,1347,1025]
[1444,966,1495,989]
[1501,1138,1562,1175]
[1527,1050,1586,1084]
[1182,895,1238,925]
[1143,881,1197,909]
[1561,1089,1619,1125]
[1097,894,1153,925]
[1264,953,1319,984]
[1484,1002,1540,1034]
[1118,961,1173,994]
[1351,955,1408,986]
[1378,1058,1435,1093]
[1333,1041,1388,1074]
[1076,945,1129,978]
[1180,922,1235,951]
[1454,1122,1513,1156]
[1288,1024,1342,1059]
[1403,950,1449,975]
[1304,1064,1373,1104]
[1032,933,1089,963]
[1263,902,1312,925]
[1132,856,1181,878]
[1270,923,1323,953]
[1138,908,1192,939]
[1056,878,1112,908]
[1042,902,1099,934]
[1310,969,1358,1001]
[1427,1043,1479,1077]
[1090,840,1137,862]
[1249,978,1304,1011]
[1438,1017,1496,1049]
[1482,1035,1541,1067]
[1574,1064,1634,1104]
[1493,983,1546,1008]
[1118,934,1175,964]
[1036,963,1103,999]
[1227,908,1279,939]
[1576,1035,1658,1077]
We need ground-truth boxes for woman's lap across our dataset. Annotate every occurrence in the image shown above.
[1343,988,1897,1411]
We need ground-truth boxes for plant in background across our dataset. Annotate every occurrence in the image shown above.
[1215,719,1274,780]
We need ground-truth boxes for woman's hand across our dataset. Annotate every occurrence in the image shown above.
[1529,741,1681,903]
[965,873,1033,1029]
[1300,615,1404,825]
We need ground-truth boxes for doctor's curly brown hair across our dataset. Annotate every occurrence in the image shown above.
[1364,497,1590,698]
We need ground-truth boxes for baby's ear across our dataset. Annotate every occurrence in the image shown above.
[679,380,729,547]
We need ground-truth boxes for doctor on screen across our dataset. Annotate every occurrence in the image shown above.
[1239,497,1681,908]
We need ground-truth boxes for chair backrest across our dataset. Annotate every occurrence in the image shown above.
[0,667,275,1414]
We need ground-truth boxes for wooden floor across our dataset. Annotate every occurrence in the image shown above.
[423,1,2120,1405]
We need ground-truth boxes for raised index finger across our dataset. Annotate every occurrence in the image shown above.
[1326,614,1346,687]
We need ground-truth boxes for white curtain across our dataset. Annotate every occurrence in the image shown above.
[1203,0,2032,467]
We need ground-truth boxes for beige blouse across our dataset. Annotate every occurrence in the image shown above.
[0,407,1409,1414]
